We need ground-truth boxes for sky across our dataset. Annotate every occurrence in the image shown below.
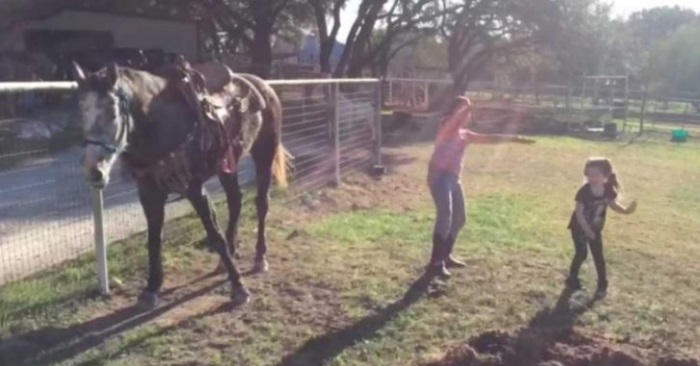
[336,0,700,41]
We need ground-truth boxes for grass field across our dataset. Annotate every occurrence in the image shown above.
[1,130,700,365]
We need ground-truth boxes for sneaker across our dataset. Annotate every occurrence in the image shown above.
[595,280,608,299]
[565,277,583,290]
[427,262,451,279]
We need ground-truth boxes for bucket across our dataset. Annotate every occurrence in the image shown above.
[671,129,688,143]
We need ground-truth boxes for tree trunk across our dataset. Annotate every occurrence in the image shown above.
[334,0,386,77]
[639,85,649,135]
[346,57,366,78]
[250,28,273,78]
[319,35,333,74]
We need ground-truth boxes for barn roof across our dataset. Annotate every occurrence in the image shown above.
[0,0,197,28]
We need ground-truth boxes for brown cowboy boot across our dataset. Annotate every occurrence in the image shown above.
[426,233,451,278]
[444,236,467,268]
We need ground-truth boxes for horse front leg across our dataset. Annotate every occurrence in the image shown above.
[218,171,243,258]
[186,182,250,305]
[137,184,167,308]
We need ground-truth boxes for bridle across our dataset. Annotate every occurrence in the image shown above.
[82,88,131,154]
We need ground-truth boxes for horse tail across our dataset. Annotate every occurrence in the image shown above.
[272,143,292,189]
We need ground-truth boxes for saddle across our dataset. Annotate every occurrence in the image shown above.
[160,60,266,173]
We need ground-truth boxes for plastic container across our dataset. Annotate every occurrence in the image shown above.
[671,129,688,143]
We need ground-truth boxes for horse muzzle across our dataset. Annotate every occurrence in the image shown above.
[86,167,107,188]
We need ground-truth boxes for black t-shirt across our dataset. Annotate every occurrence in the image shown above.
[568,183,618,232]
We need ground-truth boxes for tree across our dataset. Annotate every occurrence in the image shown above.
[308,0,345,74]
[309,0,445,77]
[628,6,698,47]
[648,22,700,95]
[359,0,444,77]
[438,0,583,95]
[203,0,316,77]
[624,6,698,81]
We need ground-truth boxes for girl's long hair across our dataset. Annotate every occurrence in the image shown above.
[585,157,621,194]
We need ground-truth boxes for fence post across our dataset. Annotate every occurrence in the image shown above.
[91,188,110,296]
[332,82,341,186]
[373,79,384,170]
[388,79,393,105]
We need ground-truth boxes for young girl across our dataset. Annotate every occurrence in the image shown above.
[427,96,534,278]
[566,157,637,297]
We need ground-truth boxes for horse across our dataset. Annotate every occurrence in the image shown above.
[71,61,291,307]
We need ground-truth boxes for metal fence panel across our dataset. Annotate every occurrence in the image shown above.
[0,78,381,286]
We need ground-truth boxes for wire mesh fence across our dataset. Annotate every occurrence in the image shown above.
[0,86,94,283]
[0,78,381,286]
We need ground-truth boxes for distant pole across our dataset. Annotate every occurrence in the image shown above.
[374,79,384,167]
[332,83,341,186]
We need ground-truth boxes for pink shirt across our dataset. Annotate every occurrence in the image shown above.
[429,129,469,175]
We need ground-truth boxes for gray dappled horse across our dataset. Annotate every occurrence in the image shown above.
[73,61,290,307]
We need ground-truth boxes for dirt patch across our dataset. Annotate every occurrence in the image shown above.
[426,328,699,366]
[286,149,427,222]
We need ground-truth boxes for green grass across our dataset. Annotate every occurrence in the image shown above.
[2,136,700,365]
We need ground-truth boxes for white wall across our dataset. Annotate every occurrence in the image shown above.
[3,10,198,59]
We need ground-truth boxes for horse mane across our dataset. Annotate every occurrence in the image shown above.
[115,66,168,115]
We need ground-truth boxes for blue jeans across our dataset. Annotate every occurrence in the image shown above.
[429,171,466,241]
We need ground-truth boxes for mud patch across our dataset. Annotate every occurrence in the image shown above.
[427,327,698,366]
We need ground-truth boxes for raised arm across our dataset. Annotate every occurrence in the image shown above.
[436,105,471,142]
[464,129,535,144]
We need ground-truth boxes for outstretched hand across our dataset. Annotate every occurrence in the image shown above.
[625,200,638,214]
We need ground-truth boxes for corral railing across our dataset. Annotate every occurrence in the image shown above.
[383,77,451,112]
[0,77,382,293]
[382,77,700,140]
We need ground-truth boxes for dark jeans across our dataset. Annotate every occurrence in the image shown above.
[569,229,607,285]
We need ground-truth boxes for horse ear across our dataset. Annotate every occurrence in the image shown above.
[72,61,86,87]
[105,62,119,89]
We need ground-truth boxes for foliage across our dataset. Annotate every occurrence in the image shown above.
[648,22,700,95]
[431,0,591,94]
[412,36,449,71]
[308,0,444,77]
[10,0,700,96]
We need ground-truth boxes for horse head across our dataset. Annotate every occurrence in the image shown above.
[72,61,132,188]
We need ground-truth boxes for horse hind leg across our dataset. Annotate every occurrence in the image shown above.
[250,137,277,273]
[186,181,250,305]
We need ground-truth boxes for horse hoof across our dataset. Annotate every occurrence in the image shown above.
[253,259,269,273]
[231,287,251,306]
[137,291,159,309]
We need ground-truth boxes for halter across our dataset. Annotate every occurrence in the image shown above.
[82,88,131,154]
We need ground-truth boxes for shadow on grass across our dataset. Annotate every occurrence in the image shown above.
[382,151,418,171]
[1,273,227,366]
[526,287,597,331]
[276,272,436,366]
